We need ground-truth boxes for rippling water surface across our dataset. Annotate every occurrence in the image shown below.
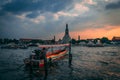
[0,46,120,80]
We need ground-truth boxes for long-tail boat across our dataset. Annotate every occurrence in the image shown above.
[24,44,70,68]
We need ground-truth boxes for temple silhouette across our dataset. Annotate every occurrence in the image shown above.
[62,24,71,43]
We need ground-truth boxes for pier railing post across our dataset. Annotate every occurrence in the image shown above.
[43,48,48,79]
[69,41,72,67]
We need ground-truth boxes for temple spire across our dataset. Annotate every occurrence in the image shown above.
[62,24,71,43]
[65,24,69,35]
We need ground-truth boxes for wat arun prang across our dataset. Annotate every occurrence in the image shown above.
[62,24,71,43]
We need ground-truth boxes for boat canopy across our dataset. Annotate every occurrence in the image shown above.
[38,44,70,48]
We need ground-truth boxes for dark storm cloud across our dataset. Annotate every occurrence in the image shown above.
[0,0,73,17]
[105,1,120,10]
[0,0,120,39]
[26,12,40,18]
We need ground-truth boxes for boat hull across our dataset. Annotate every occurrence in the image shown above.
[24,50,68,68]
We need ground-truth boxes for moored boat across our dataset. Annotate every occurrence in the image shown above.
[24,44,70,68]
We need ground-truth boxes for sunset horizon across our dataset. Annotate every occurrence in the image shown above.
[0,0,120,41]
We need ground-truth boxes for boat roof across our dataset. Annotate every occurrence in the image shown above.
[38,44,70,48]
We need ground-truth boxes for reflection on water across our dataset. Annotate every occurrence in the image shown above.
[0,46,120,80]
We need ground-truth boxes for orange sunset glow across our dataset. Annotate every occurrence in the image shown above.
[57,26,120,40]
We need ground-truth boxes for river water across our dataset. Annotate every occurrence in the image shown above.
[0,46,120,80]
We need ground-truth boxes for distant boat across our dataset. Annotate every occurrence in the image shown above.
[1,43,18,49]
[87,40,104,47]
[1,43,28,49]
[28,43,38,47]
[18,45,28,49]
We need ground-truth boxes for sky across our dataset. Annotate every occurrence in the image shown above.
[0,0,120,40]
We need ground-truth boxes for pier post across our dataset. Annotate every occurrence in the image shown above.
[69,42,72,67]
[43,48,48,79]
[29,55,33,73]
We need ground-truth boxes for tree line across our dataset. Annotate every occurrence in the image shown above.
[71,37,111,44]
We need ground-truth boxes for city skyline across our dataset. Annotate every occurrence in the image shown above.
[0,0,120,40]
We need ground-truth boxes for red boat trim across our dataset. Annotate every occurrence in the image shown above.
[39,50,68,68]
